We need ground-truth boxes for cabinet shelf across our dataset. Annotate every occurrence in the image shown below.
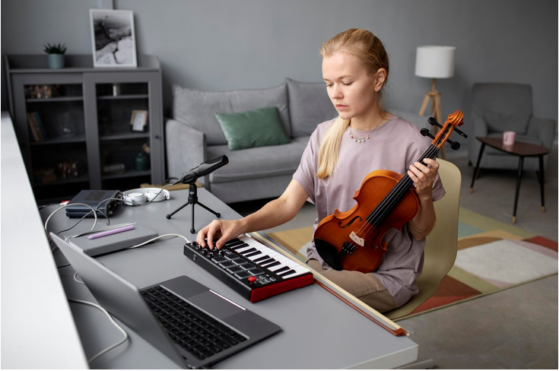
[33,173,89,187]
[102,170,151,180]
[30,134,86,146]
[100,132,150,141]
[97,94,149,100]
[27,96,83,103]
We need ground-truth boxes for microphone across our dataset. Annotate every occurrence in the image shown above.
[177,155,229,184]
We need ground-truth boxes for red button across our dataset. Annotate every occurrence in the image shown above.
[248,276,257,284]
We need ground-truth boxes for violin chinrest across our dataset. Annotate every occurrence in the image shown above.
[314,238,344,271]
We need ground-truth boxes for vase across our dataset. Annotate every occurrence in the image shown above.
[48,54,65,69]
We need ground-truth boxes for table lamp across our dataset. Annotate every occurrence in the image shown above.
[415,45,456,158]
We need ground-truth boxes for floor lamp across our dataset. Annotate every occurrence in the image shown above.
[415,46,456,159]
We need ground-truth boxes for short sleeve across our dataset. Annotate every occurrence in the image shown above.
[293,129,318,204]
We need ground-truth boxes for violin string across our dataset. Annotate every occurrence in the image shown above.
[356,145,439,239]
[341,145,440,253]
[359,145,439,235]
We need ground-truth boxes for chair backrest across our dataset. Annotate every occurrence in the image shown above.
[384,159,461,319]
[472,83,533,134]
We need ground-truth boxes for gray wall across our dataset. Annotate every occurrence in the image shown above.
[2,0,557,138]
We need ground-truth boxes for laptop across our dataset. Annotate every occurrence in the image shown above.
[50,233,281,369]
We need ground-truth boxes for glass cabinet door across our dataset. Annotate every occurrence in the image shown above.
[11,73,90,203]
[83,72,164,190]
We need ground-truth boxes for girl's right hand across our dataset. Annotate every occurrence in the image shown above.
[196,219,244,250]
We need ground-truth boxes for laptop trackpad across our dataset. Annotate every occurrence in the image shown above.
[187,291,244,320]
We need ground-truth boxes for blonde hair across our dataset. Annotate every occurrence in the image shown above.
[317,29,389,179]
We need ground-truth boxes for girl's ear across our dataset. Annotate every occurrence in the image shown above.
[374,68,387,92]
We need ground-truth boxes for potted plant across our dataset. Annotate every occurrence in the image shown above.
[44,43,67,69]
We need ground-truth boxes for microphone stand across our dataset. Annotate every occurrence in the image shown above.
[165,155,228,233]
[166,183,221,233]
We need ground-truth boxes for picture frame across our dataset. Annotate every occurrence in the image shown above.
[130,110,148,132]
[89,9,137,67]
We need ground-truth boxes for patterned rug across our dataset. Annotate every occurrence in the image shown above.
[267,208,558,318]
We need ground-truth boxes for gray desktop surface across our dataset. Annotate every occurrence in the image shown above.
[44,188,418,369]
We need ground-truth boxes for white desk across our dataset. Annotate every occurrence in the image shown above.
[2,111,418,368]
[1,111,88,368]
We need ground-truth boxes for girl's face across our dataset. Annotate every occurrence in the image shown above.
[322,51,386,122]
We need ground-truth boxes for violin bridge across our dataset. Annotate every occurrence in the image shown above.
[349,232,365,247]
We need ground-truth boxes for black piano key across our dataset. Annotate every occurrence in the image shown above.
[224,239,241,247]
[239,248,257,255]
[253,255,270,263]
[230,242,249,250]
[244,251,261,258]
[274,266,291,275]
[257,258,274,266]
[277,269,296,277]
[263,261,280,269]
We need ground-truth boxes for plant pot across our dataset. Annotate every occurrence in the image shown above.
[48,54,65,69]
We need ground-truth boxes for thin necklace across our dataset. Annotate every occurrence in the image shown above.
[349,124,378,143]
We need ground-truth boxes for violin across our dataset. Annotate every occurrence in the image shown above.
[314,110,467,273]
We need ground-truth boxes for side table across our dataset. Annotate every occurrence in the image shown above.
[470,136,549,224]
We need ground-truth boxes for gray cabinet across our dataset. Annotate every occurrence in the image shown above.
[5,55,165,204]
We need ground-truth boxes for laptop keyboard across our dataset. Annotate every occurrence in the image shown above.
[141,285,247,360]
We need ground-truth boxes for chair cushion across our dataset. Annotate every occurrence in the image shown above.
[206,136,309,183]
[173,83,290,145]
[215,107,290,151]
[286,78,338,137]
[485,111,531,134]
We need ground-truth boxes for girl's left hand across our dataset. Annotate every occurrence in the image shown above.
[407,158,439,199]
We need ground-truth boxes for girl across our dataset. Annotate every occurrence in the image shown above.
[196,28,445,312]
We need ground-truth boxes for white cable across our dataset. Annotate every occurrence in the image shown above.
[74,272,84,284]
[44,203,98,251]
[129,233,190,249]
[67,298,129,364]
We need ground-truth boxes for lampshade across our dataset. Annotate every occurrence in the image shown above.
[415,46,456,79]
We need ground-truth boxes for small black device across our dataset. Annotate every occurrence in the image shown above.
[65,190,121,218]
[183,235,314,302]
[166,156,228,233]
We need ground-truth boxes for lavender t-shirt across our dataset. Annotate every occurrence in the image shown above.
[293,116,446,308]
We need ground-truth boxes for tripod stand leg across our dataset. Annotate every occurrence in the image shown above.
[191,201,196,234]
[197,201,221,218]
[166,202,191,219]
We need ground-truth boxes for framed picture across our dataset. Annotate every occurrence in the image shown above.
[131,110,148,132]
[90,9,137,67]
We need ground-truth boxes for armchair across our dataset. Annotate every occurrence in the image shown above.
[468,83,556,172]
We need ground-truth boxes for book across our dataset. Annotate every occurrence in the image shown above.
[27,112,42,142]
[33,112,48,140]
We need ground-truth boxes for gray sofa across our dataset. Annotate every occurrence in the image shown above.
[468,83,556,172]
[166,78,429,204]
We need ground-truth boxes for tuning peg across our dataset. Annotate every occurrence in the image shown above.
[420,128,435,139]
[446,139,461,150]
[428,117,443,128]
[429,116,468,138]
[452,127,468,138]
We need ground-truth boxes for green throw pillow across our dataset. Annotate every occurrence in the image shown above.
[215,107,290,151]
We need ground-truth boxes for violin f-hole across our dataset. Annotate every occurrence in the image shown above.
[338,216,363,229]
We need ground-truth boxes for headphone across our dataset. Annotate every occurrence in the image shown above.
[122,188,171,206]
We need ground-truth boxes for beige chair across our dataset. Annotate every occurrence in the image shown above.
[384,158,462,320]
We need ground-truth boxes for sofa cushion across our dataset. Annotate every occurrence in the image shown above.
[485,111,531,134]
[173,83,290,145]
[206,136,309,183]
[286,78,338,137]
[216,107,290,151]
